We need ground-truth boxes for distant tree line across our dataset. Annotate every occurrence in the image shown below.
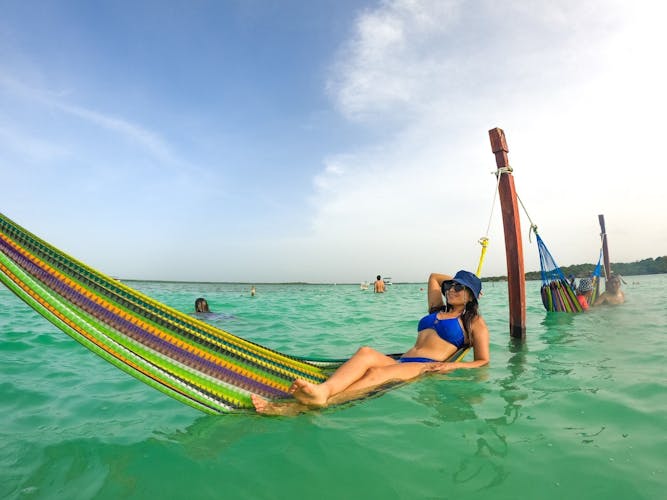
[484,256,667,281]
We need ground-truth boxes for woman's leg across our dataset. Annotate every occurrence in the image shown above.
[325,361,427,406]
[252,359,431,415]
[289,346,397,406]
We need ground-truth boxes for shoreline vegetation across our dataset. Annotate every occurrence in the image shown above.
[485,255,667,283]
[120,256,666,285]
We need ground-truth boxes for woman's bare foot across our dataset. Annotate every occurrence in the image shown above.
[251,394,273,413]
[289,379,331,407]
[251,394,307,416]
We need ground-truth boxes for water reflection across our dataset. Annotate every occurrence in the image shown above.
[539,312,577,345]
[444,339,528,489]
[497,338,528,426]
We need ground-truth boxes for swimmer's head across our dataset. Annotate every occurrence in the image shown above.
[195,297,210,312]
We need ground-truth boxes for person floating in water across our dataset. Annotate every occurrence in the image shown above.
[374,275,386,293]
[252,270,490,415]
[575,278,594,311]
[594,274,625,305]
[194,297,211,313]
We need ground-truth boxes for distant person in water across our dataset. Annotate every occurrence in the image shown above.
[252,270,490,415]
[374,275,386,293]
[251,286,256,297]
[594,274,625,305]
[194,297,211,313]
[576,278,593,311]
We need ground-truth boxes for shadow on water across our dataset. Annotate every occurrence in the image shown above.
[150,412,265,460]
[443,338,529,490]
[497,337,528,426]
[372,339,530,492]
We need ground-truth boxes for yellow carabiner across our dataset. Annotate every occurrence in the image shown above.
[476,237,489,277]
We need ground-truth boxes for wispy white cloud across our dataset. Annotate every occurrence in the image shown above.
[54,102,180,167]
[0,124,70,163]
[327,0,463,121]
[0,74,181,168]
[0,70,233,269]
[301,0,667,280]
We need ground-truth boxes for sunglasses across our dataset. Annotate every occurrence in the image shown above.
[442,281,466,292]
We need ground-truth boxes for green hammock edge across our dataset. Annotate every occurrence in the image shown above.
[0,251,227,415]
[0,214,328,385]
[1,250,328,412]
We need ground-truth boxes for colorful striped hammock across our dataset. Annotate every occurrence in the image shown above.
[537,233,583,313]
[537,232,603,313]
[0,213,467,414]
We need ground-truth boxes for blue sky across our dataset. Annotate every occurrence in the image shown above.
[2,0,665,283]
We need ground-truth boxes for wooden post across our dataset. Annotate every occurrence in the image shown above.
[598,214,611,280]
[489,128,526,339]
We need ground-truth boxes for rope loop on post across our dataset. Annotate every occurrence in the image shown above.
[529,223,538,243]
[492,165,513,177]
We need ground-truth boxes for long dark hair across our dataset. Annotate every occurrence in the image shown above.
[458,299,479,346]
[194,297,209,313]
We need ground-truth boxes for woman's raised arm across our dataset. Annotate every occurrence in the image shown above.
[427,272,453,312]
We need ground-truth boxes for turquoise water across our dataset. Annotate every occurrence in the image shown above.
[1,276,665,499]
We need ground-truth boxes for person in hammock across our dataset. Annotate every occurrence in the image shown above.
[252,270,490,415]
[575,278,594,311]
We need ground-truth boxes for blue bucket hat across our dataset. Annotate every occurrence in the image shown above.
[442,270,482,301]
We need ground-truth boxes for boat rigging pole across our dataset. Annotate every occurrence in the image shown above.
[598,214,611,280]
[489,128,526,339]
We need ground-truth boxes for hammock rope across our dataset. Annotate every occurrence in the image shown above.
[476,166,508,276]
[590,249,604,304]
[512,182,585,313]
[0,213,467,413]
[478,161,600,314]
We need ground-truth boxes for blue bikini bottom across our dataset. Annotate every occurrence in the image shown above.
[398,356,437,363]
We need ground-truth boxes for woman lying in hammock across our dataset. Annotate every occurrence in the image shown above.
[252,270,490,415]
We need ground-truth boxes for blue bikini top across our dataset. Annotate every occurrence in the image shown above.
[418,312,466,348]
